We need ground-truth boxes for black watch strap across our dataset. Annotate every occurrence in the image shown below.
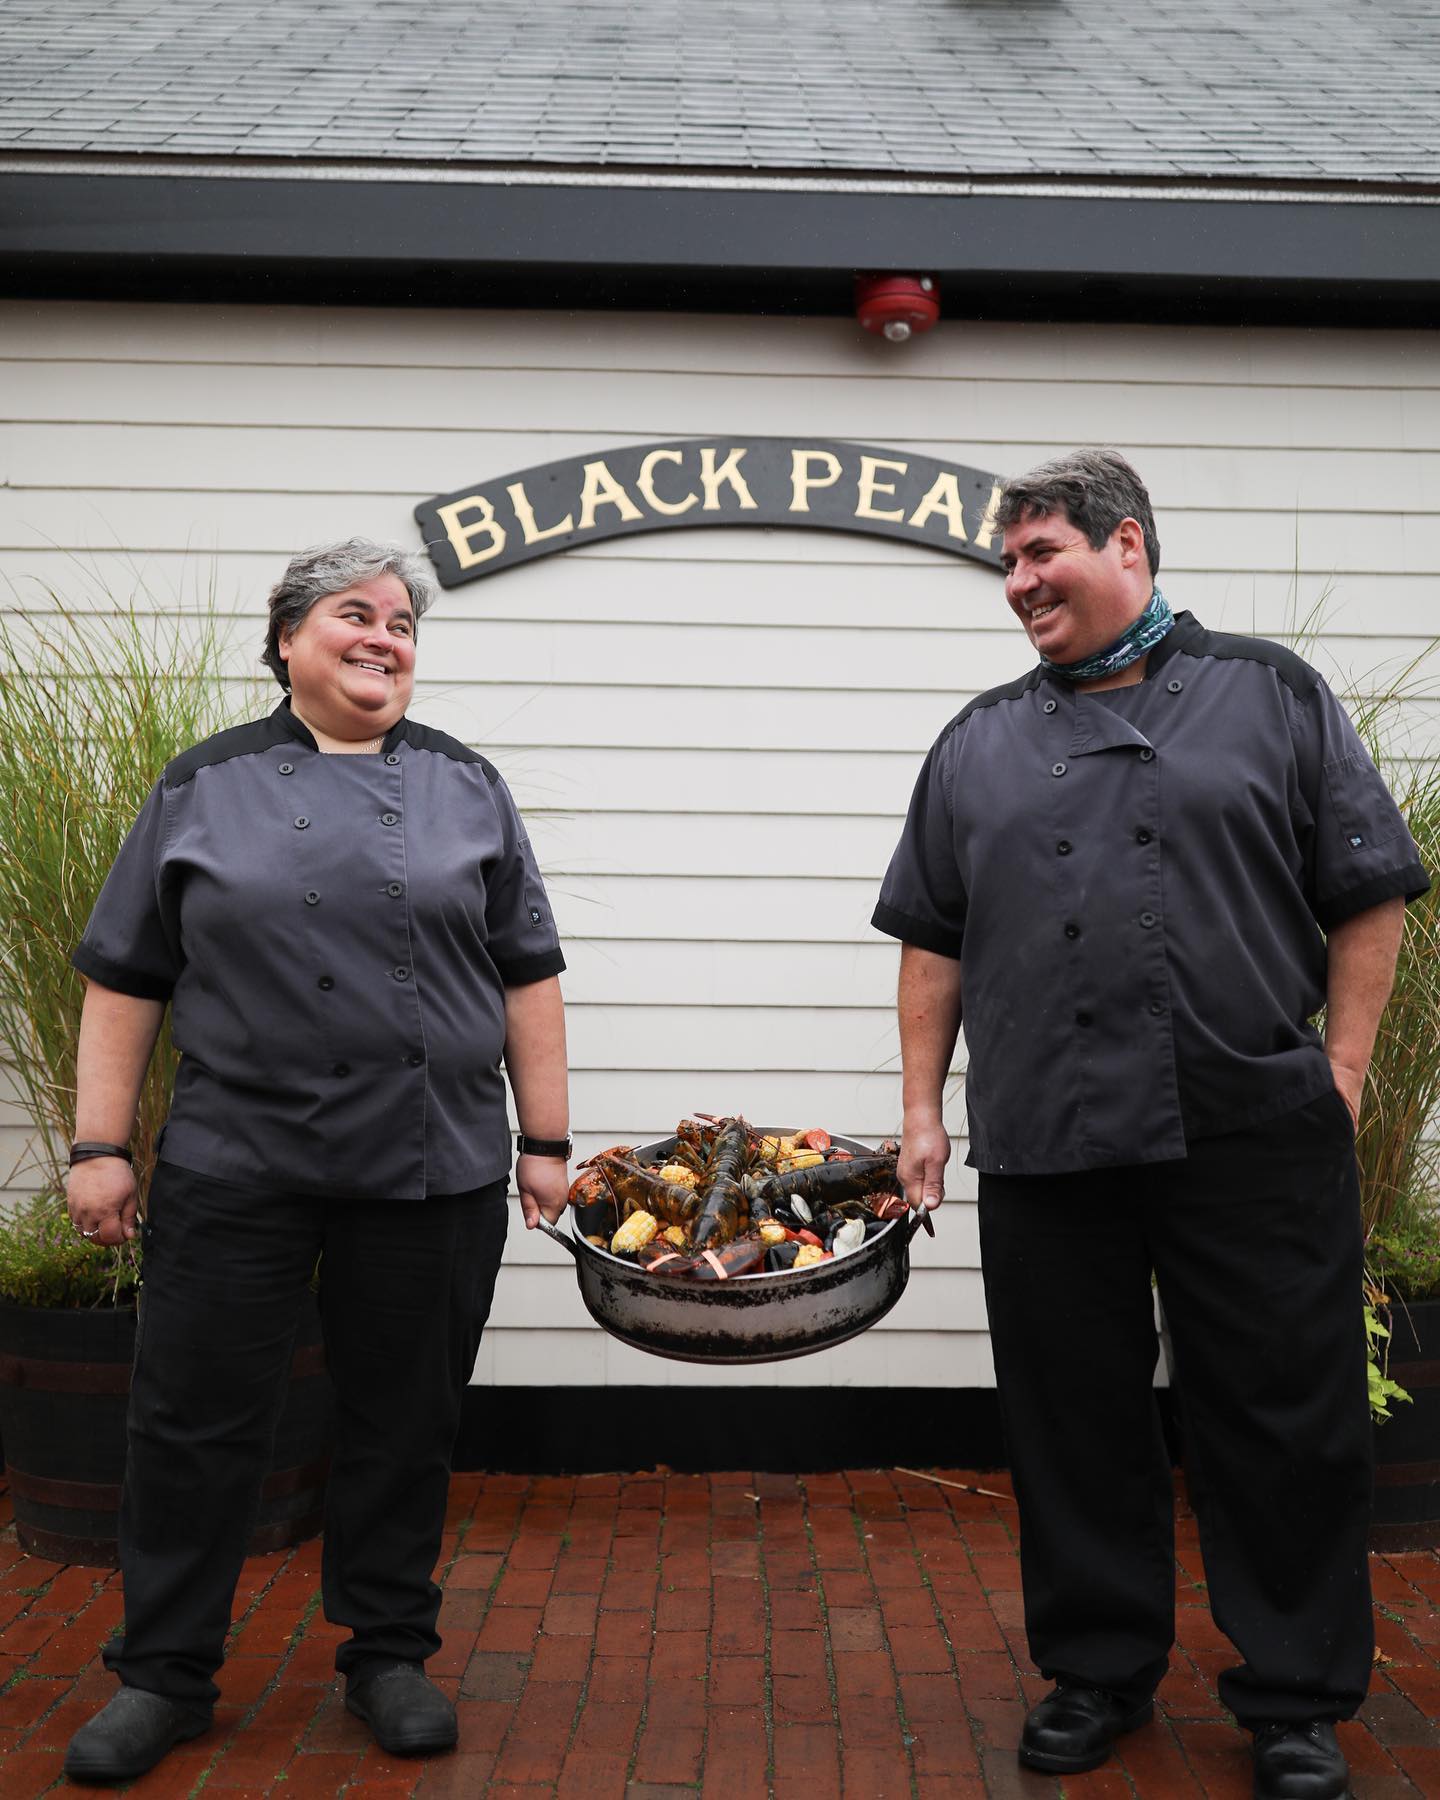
[69,1141,134,1167]
[516,1132,573,1160]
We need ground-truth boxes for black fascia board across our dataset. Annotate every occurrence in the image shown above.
[1,170,1437,326]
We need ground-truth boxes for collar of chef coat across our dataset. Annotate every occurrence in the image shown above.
[273,697,409,756]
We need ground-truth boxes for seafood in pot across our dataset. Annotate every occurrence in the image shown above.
[593,1153,704,1231]
[567,1116,907,1282]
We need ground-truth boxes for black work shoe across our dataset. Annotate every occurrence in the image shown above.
[345,1660,458,1757]
[1252,1720,1350,1799]
[1018,1682,1153,1774]
[63,1687,210,1784]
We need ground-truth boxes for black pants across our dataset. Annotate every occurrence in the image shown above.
[978,1090,1373,1727]
[103,1161,509,1710]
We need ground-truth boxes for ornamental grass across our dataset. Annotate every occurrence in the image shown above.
[0,578,246,1305]
[1348,682,1440,1307]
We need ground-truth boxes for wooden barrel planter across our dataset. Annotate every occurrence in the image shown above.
[0,1294,334,1565]
[1371,1297,1440,1552]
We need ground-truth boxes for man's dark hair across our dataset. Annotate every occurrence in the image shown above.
[995,448,1161,579]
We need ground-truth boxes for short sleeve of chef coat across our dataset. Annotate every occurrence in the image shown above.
[484,769,567,987]
[1298,677,1430,929]
[71,779,182,1001]
[871,733,968,959]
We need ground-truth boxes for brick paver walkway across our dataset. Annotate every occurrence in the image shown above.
[0,1469,1437,1797]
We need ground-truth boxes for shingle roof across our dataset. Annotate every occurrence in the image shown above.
[3,0,1438,187]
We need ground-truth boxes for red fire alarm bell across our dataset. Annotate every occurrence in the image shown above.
[855,274,940,343]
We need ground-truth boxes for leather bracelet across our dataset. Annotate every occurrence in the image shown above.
[69,1141,134,1167]
[516,1131,573,1160]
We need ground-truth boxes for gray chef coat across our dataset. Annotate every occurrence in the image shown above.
[74,703,565,1199]
[873,612,1428,1175]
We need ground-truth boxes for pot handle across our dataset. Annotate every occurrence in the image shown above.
[906,1207,938,1242]
[536,1218,579,1259]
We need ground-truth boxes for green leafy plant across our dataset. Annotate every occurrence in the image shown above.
[1365,1301,1411,1422]
[0,1192,141,1307]
[0,580,249,1306]
[1370,1213,1440,1304]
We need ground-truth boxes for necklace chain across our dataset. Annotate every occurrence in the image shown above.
[291,704,386,754]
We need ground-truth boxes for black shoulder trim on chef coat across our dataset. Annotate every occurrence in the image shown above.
[870,901,965,960]
[164,710,299,789]
[70,941,175,1001]
[1315,860,1432,931]
[497,945,568,986]
[1168,618,1321,703]
[947,665,1048,737]
[395,718,501,783]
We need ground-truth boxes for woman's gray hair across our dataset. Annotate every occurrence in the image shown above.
[994,448,1161,579]
[262,538,438,689]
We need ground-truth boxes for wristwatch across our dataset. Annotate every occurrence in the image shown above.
[516,1132,573,1160]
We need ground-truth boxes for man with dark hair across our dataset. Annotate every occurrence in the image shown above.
[874,448,1426,1800]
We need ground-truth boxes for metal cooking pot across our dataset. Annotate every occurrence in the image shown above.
[537,1131,930,1365]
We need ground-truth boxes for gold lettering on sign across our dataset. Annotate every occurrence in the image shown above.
[578,460,644,531]
[507,481,574,545]
[856,455,908,523]
[698,447,757,511]
[973,482,1004,551]
[637,449,699,516]
[790,449,842,512]
[436,496,507,568]
[908,471,968,541]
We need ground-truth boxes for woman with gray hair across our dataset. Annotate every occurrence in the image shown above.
[62,539,572,1781]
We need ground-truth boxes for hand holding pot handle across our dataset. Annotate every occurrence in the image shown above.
[898,1117,949,1215]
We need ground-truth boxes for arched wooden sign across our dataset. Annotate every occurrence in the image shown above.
[415,438,1006,588]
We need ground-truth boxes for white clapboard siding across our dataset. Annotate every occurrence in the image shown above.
[3,300,1438,1393]
[9,355,1440,451]
[9,422,1440,516]
[483,748,922,820]
[564,1069,911,1135]
[6,549,1440,643]
[6,302,1436,389]
[558,940,903,1006]
[528,813,904,879]
[15,607,1440,712]
[473,1321,997,1389]
[565,1005,899,1073]
[549,877,892,945]
[6,484,1440,578]
[0,1069,50,1214]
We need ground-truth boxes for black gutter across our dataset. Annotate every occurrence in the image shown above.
[2,171,1438,325]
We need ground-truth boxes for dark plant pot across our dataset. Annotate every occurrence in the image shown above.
[1371,1296,1440,1552]
[0,1293,334,1565]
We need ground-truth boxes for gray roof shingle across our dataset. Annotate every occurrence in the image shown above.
[2,0,1438,185]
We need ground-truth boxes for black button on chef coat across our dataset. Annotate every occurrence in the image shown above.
[73,703,565,1199]
[873,612,1429,1175]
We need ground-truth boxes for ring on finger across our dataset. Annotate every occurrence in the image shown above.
[80,1226,100,1239]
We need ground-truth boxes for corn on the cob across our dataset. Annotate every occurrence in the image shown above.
[611,1211,660,1254]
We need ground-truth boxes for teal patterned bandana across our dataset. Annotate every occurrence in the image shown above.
[1040,587,1174,683]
